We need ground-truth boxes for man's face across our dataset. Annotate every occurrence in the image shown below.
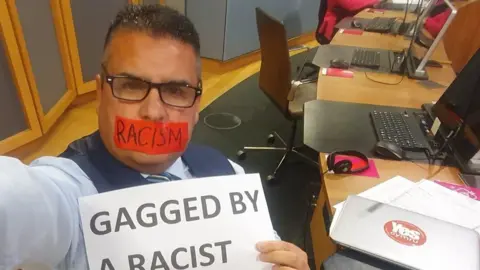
[96,30,200,173]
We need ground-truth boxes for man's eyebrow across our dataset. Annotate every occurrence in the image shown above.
[114,72,197,86]
[162,79,197,86]
[116,71,147,81]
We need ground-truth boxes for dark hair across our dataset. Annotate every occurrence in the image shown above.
[103,4,200,55]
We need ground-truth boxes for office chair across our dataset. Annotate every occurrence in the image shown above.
[316,0,329,44]
[236,8,320,182]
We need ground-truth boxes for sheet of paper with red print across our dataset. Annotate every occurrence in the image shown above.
[322,68,354,78]
[114,116,188,155]
[340,29,364,35]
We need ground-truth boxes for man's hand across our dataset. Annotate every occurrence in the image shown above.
[256,241,309,270]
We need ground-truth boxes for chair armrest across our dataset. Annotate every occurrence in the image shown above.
[288,80,302,101]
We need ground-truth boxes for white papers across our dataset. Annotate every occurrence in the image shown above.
[79,174,275,270]
[331,176,415,230]
[390,180,480,233]
[333,176,415,210]
[330,176,480,235]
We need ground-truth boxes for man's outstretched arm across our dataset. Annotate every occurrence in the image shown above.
[0,156,97,269]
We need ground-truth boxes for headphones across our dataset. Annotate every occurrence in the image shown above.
[326,150,370,174]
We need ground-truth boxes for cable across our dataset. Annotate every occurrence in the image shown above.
[430,124,462,160]
[364,72,405,85]
[416,0,425,14]
[406,124,463,166]
[400,0,410,32]
[294,47,312,82]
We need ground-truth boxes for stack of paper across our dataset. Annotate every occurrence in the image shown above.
[331,176,480,235]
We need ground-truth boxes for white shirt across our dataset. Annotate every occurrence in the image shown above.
[0,155,244,270]
[142,156,245,179]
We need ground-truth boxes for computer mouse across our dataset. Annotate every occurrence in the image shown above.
[374,141,404,160]
[330,59,350,69]
[351,20,363,29]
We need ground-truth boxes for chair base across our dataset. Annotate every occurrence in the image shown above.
[237,131,319,182]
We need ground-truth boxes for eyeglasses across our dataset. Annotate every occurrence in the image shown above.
[101,65,202,108]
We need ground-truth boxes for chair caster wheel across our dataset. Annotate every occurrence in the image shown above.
[267,175,276,182]
[267,134,275,145]
[236,150,246,161]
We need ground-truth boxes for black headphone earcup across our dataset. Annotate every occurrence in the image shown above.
[326,153,335,171]
[327,154,333,171]
[334,160,353,174]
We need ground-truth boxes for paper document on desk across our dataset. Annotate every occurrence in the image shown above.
[333,176,415,210]
[330,176,415,231]
[330,176,480,235]
[389,180,480,231]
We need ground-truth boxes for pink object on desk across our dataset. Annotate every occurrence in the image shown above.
[434,181,480,201]
[322,68,354,78]
[334,154,380,178]
[341,29,364,35]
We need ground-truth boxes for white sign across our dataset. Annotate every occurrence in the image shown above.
[79,174,275,270]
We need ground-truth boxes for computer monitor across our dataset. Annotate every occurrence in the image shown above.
[405,0,435,37]
[432,49,480,174]
[379,0,431,12]
[406,0,457,80]
[451,80,480,173]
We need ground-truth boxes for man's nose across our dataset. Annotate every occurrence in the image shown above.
[139,88,167,121]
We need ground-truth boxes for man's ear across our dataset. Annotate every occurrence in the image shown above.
[193,97,201,124]
[95,74,103,113]
[194,111,199,125]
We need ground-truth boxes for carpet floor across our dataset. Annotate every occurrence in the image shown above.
[191,49,321,267]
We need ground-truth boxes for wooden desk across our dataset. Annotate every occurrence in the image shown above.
[319,156,462,206]
[354,8,418,21]
[317,66,456,109]
[335,8,451,64]
[332,31,451,64]
[310,10,463,269]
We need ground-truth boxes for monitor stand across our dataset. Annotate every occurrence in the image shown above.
[406,53,428,80]
[453,151,480,176]
[460,173,480,187]
[422,103,480,176]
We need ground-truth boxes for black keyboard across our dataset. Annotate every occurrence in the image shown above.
[371,111,429,150]
[365,17,396,33]
[351,49,381,69]
[391,22,413,35]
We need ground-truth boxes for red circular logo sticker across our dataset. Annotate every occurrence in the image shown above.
[384,220,427,246]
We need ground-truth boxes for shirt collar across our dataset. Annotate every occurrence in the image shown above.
[140,157,187,179]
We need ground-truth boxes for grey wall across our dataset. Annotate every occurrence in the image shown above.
[143,0,159,4]
[186,0,227,60]
[186,0,319,61]
[16,0,67,113]
[0,41,27,140]
[71,0,128,82]
[223,0,319,60]
[165,0,185,14]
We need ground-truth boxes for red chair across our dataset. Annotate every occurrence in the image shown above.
[316,0,379,44]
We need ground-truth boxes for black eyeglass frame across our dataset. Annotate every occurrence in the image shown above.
[101,64,203,108]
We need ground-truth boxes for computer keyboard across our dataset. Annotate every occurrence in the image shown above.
[351,49,381,69]
[365,17,396,33]
[371,111,429,150]
[391,22,413,35]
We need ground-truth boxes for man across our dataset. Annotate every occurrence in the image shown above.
[0,4,309,270]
